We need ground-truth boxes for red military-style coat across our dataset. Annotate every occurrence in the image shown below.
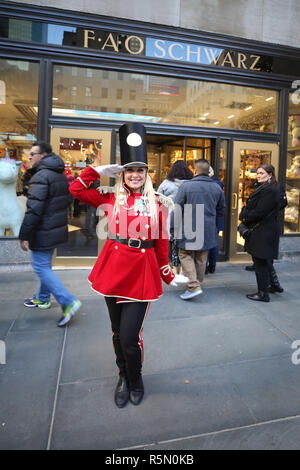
[69,166,175,302]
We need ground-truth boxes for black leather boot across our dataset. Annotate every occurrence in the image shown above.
[129,376,144,406]
[269,269,284,293]
[114,374,129,408]
[246,291,270,302]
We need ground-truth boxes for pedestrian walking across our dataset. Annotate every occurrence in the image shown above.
[157,160,194,200]
[69,123,177,408]
[19,141,82,326]
[171,158,226,300]
[157,160,193,275]
[238,164,283,302]
[205,165,225,274]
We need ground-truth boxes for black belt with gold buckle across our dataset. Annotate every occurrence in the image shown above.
[108,232,154,249]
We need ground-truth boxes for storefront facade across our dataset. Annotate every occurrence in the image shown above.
[1,2,300,267]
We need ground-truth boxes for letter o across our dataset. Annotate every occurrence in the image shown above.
[125,36,144,55]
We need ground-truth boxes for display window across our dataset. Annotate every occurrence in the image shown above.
[284,93,300,234]
[52,65,279,133]
[57,137,102,257]
[0,58,39,237]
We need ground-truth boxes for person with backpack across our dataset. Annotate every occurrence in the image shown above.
[238,164,285,302]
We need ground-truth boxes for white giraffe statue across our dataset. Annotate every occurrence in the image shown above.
[0,149,24,236]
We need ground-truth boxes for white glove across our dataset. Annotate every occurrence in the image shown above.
[93,164,124,178]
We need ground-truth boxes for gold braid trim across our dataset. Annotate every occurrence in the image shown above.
[155,193,175,210]
[77,177,88,189]
[160,265,172,276]
[97,186,115,195]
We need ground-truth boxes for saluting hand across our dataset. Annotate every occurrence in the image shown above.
[93,164,124,178]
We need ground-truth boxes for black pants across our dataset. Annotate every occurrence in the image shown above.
[252,257,275,292]
[105,297,150,388]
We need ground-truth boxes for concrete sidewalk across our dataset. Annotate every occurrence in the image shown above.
[1,260,300,450]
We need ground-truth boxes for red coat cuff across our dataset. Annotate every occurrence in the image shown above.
[160,265,175,284]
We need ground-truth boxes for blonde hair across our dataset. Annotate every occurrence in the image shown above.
[113,172,158,224]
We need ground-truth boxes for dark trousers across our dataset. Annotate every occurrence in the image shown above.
[252,257,276,292]
[105,297,150,388]
[207,245,219,268]
[207,230,220,268]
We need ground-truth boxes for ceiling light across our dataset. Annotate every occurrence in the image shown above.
[203,112,209,116]
[245,106,253,111]
[214,121,220,125]
[199,117,206,120]
[52,97,59,101]
[227,114,234,119]
[265,97,274,101]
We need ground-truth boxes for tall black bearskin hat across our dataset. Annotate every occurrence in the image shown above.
[119,122,148,168]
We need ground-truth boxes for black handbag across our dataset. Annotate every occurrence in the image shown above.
[238,222,251,240]
[238,222,260,241]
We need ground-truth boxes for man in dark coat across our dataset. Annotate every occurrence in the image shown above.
[19,141,82,326]
[171,159,226,300]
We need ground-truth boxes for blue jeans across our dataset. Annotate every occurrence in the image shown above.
[31,249,76,306]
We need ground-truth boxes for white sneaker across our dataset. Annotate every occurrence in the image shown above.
[180,289,203,300]
[174,274,189,283]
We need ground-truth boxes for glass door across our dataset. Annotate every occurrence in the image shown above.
[229,141,279,261]
[50,128,112,267]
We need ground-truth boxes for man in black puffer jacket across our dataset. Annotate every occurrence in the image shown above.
[19,141,82,327]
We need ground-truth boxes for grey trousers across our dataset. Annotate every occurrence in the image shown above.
[178,249,208,292]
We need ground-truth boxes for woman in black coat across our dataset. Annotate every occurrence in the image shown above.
[239,164,283,302]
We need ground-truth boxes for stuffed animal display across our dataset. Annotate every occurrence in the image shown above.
[286,155,300,178]
[289,115,300,147]
[0,155,24,236]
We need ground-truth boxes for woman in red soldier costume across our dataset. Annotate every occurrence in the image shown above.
[69,123,177,407]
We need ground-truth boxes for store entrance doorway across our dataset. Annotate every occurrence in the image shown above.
[229,141,279,261]
[50,128,113,267]
[146,135,212,190]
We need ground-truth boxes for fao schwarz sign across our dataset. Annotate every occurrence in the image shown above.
[66,28,145,55]
[74,28,267,72]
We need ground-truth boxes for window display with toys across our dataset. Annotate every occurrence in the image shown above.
[284,102,300,233]
[284,147,300,233]
[285,98,300,233]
